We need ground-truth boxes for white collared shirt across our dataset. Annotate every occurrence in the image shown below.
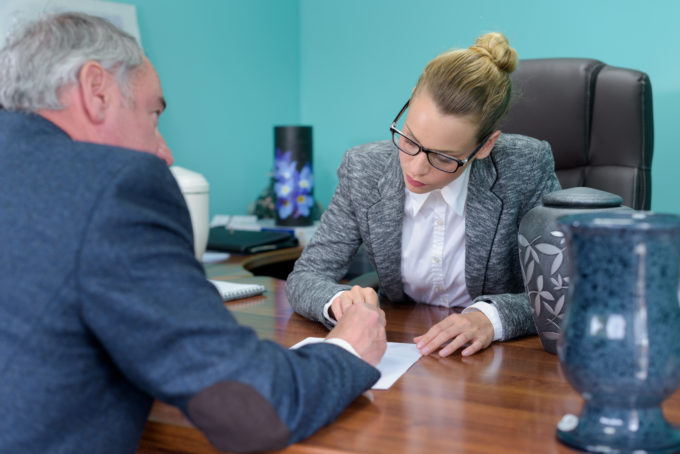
[323,166,503,341]
[401,167,470,307]
[400,166,503,341]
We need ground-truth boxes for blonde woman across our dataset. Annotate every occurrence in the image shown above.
[287,33,560,357]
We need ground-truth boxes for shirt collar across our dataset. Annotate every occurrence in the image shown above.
[404,165,471,217]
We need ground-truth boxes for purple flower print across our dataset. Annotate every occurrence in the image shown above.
[273,149,314,219]
[295,193,314,217]
[298,164,313,193]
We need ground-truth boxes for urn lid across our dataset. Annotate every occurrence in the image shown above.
[542,187,623,208]
[170,165,210,194]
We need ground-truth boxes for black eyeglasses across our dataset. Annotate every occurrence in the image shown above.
[389,100,489,173]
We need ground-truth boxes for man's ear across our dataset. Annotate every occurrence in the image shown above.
[475,130,501,160]
[78,61,111,124]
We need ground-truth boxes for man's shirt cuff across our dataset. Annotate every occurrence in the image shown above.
[324,338,360,358]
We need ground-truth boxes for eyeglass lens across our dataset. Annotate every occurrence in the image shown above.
[392,129,462,172]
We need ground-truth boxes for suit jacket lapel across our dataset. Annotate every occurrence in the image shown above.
[367,151,405,301]
[465,156,502,298]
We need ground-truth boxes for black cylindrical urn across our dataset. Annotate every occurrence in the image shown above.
[273,126,314,227]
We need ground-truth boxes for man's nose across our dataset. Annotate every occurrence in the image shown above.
[157,134,173,166]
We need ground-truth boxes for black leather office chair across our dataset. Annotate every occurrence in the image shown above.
[499,58,654,209]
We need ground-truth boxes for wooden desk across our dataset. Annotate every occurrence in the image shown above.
[204,247,304,281]
[138,258,680,454]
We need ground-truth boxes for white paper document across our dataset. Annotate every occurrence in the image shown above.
[290,337,422,390]
[202,251,230,263]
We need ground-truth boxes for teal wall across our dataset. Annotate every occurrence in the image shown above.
[121,0,679,216]
[117,0,300,216]
[299,0,680,214]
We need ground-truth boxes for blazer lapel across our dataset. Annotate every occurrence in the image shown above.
[366,151,405,301]
[465,156,502,298]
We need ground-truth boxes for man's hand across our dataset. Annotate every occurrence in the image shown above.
[413,311,494,357]
[329,285,379,321]
[327,302,387,366]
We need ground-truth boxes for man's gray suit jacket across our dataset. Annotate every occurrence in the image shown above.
[286,135,561,340]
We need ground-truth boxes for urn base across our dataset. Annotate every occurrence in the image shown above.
[557,406,680,454]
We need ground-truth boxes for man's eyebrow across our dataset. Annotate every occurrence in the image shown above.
[159,97,167,111]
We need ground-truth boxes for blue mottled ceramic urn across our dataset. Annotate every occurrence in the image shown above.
[556,212,680,454]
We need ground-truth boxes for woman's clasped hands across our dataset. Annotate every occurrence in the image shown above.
[330,285,380,320]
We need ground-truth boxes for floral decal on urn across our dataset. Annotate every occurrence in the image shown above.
[517,187,630,354]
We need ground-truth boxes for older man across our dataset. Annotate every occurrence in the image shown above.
[0,12,386,454]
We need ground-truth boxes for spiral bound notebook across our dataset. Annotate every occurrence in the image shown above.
[209,279,266,301]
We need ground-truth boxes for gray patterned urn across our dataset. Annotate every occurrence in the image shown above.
[518,187,630,354]
[555,212,680,453]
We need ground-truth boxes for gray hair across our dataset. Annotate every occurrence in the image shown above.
[0,12,144,111]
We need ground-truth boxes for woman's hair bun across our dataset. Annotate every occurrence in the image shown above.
[470,32,518,74]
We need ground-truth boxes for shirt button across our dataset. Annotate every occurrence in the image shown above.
[433,256,441,263]
[436,218,443,226]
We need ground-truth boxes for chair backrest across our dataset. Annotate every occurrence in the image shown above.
[499,58,653,209]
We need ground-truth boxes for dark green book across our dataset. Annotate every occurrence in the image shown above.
[207,227,298,254]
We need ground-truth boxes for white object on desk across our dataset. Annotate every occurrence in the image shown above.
[170,166,210,261]
[210,214,255,228]
[201,251,230,264]
[290,337,422,390]
[209,279,265,301]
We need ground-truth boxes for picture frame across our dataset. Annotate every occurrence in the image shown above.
[0,0,141,46]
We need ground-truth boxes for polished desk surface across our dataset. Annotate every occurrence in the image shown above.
[137,251,680,454]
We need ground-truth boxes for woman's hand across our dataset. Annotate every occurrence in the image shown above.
[330,285,379,321]
[413,310,494,357]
